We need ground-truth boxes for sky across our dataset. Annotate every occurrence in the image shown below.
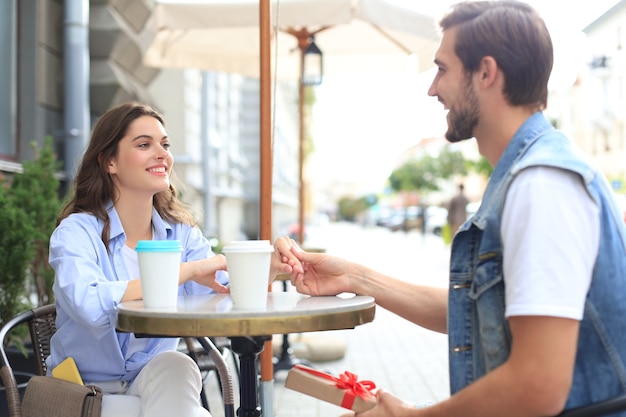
[307,0,621,202]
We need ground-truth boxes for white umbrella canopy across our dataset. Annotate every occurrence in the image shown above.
[139,0,441,78]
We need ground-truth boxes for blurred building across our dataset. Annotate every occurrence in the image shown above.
[582,0,626,191]
[550,0,626,192]
[0,0,299,243]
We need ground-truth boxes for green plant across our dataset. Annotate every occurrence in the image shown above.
[0,177,36,347]
[0,137,62,349]
[9,137,62,306]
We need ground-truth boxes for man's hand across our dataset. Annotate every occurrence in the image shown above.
[340,389,417,417]
[290,249,355,296]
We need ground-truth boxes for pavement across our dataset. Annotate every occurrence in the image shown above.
[205,222,452,417]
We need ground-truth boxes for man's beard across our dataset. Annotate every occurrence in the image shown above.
[445,77,479,143]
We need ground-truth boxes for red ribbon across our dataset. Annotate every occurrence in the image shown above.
[294,364,376,409]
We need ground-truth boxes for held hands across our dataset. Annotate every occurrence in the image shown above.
[271,236,304,280]
[287,246,354,296]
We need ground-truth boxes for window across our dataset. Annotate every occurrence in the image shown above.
[0,0,16,158]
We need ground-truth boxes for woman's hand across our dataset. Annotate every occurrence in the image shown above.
[270,236,304,281]
[181,255,229,293]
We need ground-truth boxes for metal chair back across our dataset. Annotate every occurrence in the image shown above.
[0,304,56,417]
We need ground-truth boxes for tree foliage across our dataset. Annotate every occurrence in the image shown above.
[437,146,469,179]
[337,195,374,221]
[388,146,468,194]
[467,155,493,178]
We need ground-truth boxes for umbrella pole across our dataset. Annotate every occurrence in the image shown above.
[259,0,275,415]
[298,55,305,246]
[290,29,310,247]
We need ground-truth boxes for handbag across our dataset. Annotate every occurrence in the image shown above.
[22,376,103,417]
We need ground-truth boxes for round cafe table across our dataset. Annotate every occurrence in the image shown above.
[116,292,376,417]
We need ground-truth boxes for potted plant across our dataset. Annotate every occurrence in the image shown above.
[8,136,62,306]
[0,137,61,415]
[0,177,35,347]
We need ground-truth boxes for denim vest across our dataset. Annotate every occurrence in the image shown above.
[448,112,626,411]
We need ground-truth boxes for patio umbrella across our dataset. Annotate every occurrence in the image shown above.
[137,0,440,411]
[140,0,440,78]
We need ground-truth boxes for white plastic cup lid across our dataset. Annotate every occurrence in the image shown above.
[223,240,271,247]
[222,240,273,252]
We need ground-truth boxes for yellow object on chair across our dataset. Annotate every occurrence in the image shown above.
[51,357,84,385]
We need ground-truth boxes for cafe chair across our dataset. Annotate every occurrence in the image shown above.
[0,304,56,417]
[182,336,237,416]
[0,304,236,417]
[557,396,626,417]
[0,304,143,417]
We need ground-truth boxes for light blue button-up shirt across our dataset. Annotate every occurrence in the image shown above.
[46,204,228,382]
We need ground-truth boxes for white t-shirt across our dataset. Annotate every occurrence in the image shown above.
[501,166,599,320]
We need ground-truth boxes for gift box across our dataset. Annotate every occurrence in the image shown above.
[285,364,377,412]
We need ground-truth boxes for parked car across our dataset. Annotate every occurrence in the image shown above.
[387,206,420,232]
[424,206,448,236]
[465,201,481,219]
[386,206,448,235]
[372,207,396,228]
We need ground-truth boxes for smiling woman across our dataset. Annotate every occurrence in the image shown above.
[48,102,229,417]
[46,102,303,417]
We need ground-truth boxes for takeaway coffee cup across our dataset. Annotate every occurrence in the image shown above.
[222,240,274,310]
[135,240,182,309]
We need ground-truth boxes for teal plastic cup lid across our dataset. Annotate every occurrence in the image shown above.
[135,240,182,252]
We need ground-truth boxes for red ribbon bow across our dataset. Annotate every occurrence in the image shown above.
[294,364,376,410]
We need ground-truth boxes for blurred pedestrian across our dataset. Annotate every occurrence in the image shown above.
[282,1,626,416]
[446,183,469,235]
[419,202,427,236]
